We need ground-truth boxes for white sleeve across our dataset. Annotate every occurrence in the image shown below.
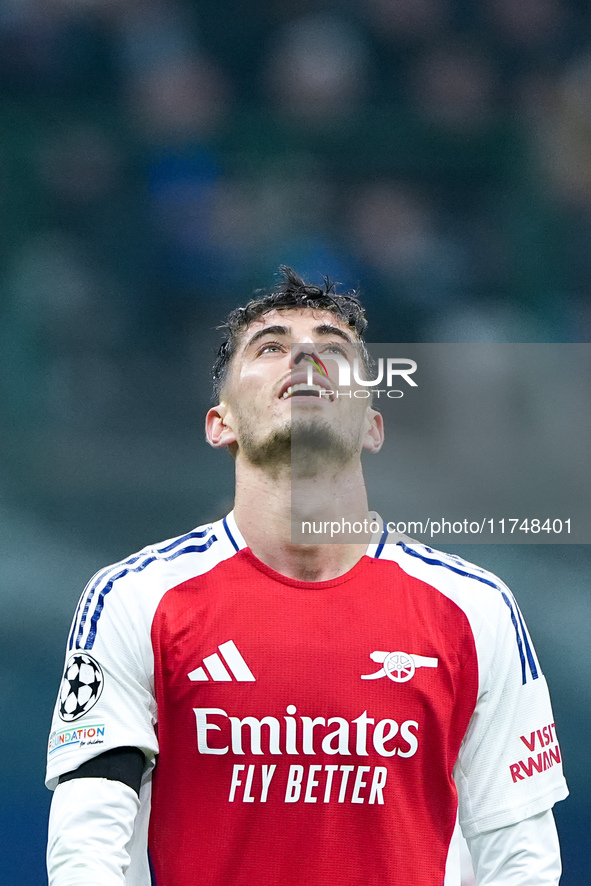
[467,809,562,885]
[454,582,568,837]
[46,562,161,789]
[47,778,140,886]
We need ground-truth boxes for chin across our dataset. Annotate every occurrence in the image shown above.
[239,413,359,475]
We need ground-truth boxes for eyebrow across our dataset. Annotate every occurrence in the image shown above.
[243,323,354,352]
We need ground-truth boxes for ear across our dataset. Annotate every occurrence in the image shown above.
[362,408,385,454]
[205,403,237,449]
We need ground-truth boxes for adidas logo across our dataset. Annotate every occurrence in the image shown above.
[188,640,256,682]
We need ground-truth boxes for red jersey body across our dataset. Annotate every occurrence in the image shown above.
[150,548,477,885]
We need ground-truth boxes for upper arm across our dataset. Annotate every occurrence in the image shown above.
[455,589,568,838]
[46,562,161,791]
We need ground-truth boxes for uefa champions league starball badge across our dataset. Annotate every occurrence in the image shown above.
[58,652,104,721]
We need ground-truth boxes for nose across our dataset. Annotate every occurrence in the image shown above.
[290,341,324,369]
[290,340,321,366]
[290,344,330,381]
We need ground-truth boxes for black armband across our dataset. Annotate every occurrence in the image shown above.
[58,746,146,796]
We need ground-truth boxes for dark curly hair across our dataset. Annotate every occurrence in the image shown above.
[212,266,369,400]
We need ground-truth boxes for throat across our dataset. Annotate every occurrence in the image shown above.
[252,538,368,583]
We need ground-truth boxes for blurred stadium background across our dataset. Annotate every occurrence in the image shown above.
[0,0,589,882]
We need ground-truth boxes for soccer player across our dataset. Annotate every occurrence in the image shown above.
[46,267,568,885]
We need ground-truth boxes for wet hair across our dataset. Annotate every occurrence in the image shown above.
[212,266,369,400]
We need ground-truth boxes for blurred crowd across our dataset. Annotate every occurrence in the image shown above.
[1,0,591,438]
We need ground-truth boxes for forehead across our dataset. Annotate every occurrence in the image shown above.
[237,307,355,348]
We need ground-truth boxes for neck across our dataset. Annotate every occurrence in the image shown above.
[233,456,371,582]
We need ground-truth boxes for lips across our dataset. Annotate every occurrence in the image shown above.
[278,372,334,401]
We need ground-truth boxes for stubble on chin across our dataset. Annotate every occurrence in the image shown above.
[238,414,358,477]
[240,423,292,470]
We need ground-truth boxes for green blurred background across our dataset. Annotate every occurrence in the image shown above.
[0,0,589,882]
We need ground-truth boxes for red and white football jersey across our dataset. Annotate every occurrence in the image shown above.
[46,513,568,886]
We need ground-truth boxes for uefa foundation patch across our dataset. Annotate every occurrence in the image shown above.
[58,652,104,722]
[48,723,106,754]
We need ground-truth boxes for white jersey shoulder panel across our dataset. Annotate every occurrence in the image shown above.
[68,514,242,653]
[46,514,244,791]
[375,541,568,835]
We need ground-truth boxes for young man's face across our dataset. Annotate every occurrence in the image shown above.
[206,308,384,469]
